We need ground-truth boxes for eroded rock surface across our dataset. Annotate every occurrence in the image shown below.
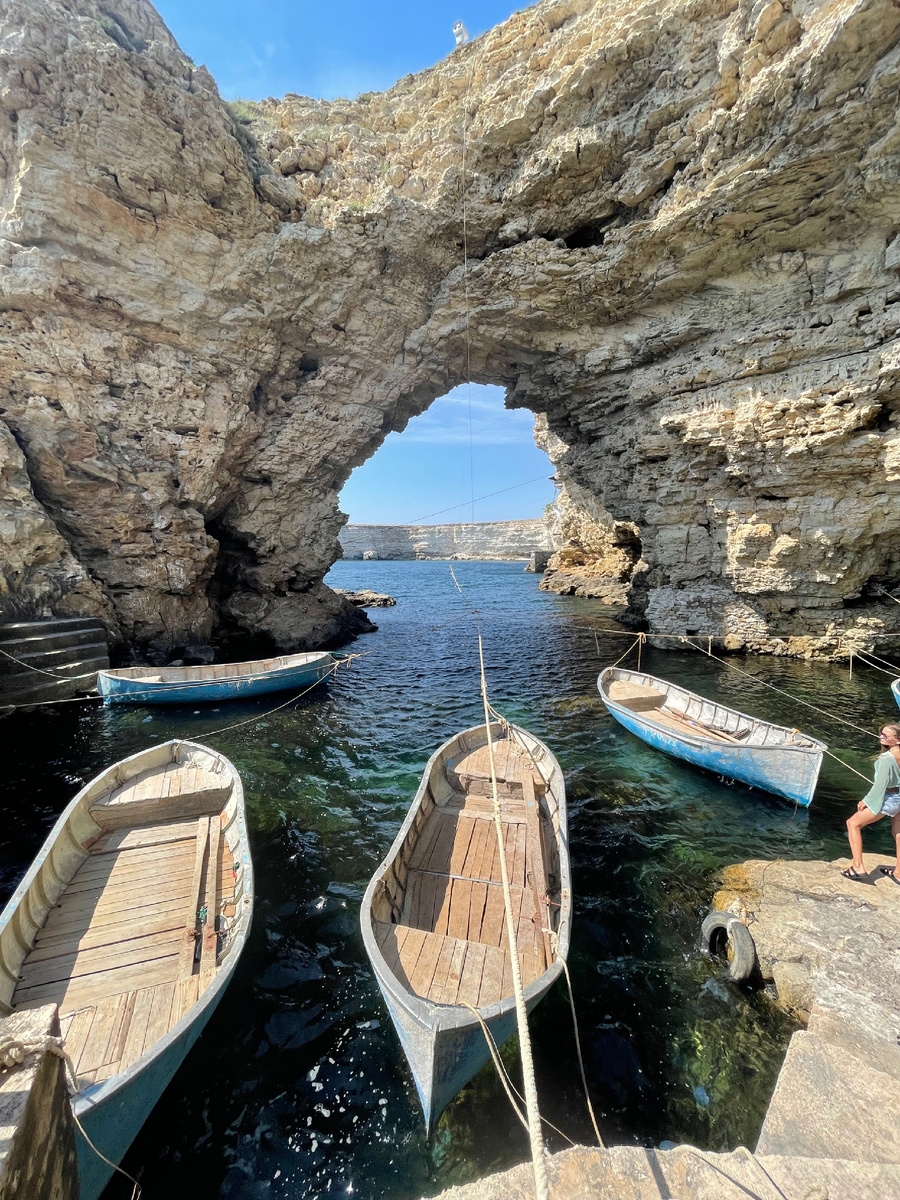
[3,0,900,653]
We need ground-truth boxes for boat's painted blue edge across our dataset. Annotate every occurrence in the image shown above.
[98,655,335,705]
[1,740,255,1200]
[599,668,824,807]
[892,678,900,712]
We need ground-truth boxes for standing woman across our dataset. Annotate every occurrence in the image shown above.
[843,723,900,882]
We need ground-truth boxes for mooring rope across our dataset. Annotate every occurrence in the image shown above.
[450,568,548,1200]
[680,637,881,741]
[852,650,899,679]
[199,655,365,739]
[0,1033,142,1199]
[855,646,900,672]
[462,1001,578,1148]
[0,644,98,681]
[560,957,604,1148]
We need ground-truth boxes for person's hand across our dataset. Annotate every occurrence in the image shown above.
[857,801,867,812]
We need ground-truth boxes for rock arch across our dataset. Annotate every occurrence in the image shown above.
[2,0,900,655]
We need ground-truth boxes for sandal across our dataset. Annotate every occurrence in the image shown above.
[841,866,871,883]
[879,866,900,886]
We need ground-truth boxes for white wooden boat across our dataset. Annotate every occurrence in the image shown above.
[97,650,336,704]
[599,666,826,806]
[360,721,571,1129]
[0,740,253,1200]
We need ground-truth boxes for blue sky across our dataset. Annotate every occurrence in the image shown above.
[339,385,557,524]
[154,1,553,523]
[154,0,534,101]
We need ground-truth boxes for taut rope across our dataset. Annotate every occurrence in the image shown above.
[450,567,548,1200]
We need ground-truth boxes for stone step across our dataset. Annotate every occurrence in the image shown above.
[807,1001,900,1082]
[426,1144,900,1199]
[0,617,105,642]
[758,1154,900,1196]
[756,1029,900,1163]
[0,644,108,678]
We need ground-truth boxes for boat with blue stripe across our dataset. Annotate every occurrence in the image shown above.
[599,667,826,807]
[98,650,337,704]
[0,739,253,1200]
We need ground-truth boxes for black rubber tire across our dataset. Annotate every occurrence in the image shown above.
[700,911,757,983]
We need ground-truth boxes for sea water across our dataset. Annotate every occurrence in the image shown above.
[1,560,894,1198]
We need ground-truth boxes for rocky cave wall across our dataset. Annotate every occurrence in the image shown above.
[2,0,900,656]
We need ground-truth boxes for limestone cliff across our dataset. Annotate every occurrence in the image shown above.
[339,520,552,561]
[3,0,900,655]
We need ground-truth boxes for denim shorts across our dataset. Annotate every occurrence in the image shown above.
[883,792,900,818]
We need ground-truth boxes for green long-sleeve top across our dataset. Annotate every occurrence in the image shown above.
[862,751,900,814]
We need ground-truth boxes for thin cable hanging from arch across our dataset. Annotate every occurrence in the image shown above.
[461,39,477,525]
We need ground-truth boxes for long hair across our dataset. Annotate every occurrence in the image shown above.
[878,724,900,761]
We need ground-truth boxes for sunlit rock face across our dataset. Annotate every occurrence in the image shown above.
[2,0,900,654]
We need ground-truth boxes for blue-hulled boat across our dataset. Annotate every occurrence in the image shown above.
[360,720,571,1129]
[97,649,336,704]
[599,666,826,807]
[0,740,253,1200]
[891,678,900,711]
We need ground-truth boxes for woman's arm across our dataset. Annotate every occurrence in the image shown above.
[861,753,890,814]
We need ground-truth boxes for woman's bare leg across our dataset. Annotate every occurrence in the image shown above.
[846,807,882,871]
[892,813,900,876]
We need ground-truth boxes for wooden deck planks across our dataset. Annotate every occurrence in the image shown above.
[34,904,186,954]
[89,817,200,856]
[394,928,428,989]
[439,938,469,1006]
[37,890,191,942]
[371,745,558,1017]
[456,943,487,1007]
[176,818,209,979]
[477,945,507,1007]
[119,985,155,1069]
[17,929,184,990]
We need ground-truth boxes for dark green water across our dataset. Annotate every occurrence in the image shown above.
[1,561,896,1198]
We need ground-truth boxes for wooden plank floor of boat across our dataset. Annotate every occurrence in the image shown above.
[375,738,552,1010]
[12,815,235,1088]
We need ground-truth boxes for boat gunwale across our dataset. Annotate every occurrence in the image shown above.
[98,651,334,690]
[0,739,254,1110]
[598,666,828,754]
[360,721,571,1035]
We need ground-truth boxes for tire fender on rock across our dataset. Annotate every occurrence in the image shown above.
[700,911,757,983]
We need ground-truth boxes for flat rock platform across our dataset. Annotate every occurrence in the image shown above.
[427,854,900,1198]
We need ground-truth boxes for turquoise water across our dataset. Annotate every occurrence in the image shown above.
[1,560,896,1198]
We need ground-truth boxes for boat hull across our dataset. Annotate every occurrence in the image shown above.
[74,961,233,1200]
[892,678,900,712]
[375,958,562,1130]
[98,656,334,704]
[0,740,254,1199]
[599,668,825,807]
[361,722,571,1128]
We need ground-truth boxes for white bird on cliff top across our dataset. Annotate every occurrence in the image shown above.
[453,20,469,46]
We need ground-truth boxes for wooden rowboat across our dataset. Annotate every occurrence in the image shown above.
[360,720,571,1129]
[598,666,826,807]
[0,740,253,1200]
[97,650,336,704]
